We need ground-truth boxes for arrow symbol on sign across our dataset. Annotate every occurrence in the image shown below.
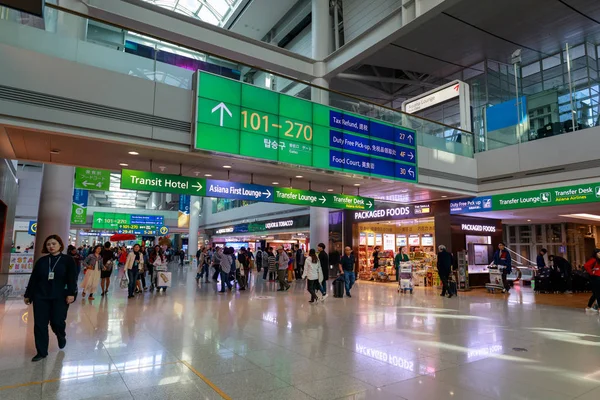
[263,189,272,199]
[319,196,326,204]
[81,180,94,187]
[211,102,232,127]
[367,201,373,208]
[408,152,414,160]
[408,168,415,178]
[192,182,203,192]
[96,218,103,223]
[408,134,414,143]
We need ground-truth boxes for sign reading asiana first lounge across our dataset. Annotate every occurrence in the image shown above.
[451,182,600,214]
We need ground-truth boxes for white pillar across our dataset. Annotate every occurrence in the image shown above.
[76,230,81,247]
[188,196,201,258]
[310,1,332,252]
[312,0,331,60]
[34,164,74,259]
[310,207,329,251]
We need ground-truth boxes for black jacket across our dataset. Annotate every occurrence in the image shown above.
[25,254,77,301]
[437,250,453,276]
[318,250,329,280]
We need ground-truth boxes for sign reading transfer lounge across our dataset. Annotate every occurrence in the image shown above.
[120,169,375,211]
[451,182,600,214]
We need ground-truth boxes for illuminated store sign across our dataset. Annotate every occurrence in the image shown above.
[460,223,496,233]
[351,203,432,222]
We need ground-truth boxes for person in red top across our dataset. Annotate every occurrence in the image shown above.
[583,248,600,313]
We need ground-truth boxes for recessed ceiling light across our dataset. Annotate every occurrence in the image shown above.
[50,149,60,154]
[327,189,334,192]
[295,175,303,178]
[527,219,531,222]
[128,151,139,155]
[204,174,212,177]
[272,182,279,185]
[353,183,360,187]
[441,195,448,198]
[223,165,232,169]
[119,163,129,167]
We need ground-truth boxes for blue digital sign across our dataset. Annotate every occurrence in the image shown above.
[130,215,164,225]
[325,110,417,181]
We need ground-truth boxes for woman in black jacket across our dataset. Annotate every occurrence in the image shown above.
[24,234,77,362]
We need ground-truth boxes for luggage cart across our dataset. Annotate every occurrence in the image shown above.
[398,262,413,294]
[486,265,505,293]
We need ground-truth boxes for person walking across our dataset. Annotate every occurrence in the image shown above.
[81,245,103,300]
[276,246,290,291]
[125,244,144,299]
[437,245,454,298]
[68,245,83,278]
[212,246,222,282]
[25,235,77,362]
[394,246,410,282]
[584,249,600,313]
[100,242,115,297]
[196,247,209,283]
[339,246,356,298]
[218,247,233,293]
[317,243,329,299]
[118,246,127,269]
[550,254,573,294]
[267,247,277,282]
[149,245,164,291]
[303,249,324,303]
[295,244,305,280]
[237,247,249,290]
[493,242,512,293]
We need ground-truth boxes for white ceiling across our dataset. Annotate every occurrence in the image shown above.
[227,0,299,40]
[1,125,462,205]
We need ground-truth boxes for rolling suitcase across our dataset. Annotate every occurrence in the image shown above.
[448,275,458,297]
[333,278,344,298]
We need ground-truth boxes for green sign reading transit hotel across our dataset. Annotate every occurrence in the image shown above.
[119,169,374,211]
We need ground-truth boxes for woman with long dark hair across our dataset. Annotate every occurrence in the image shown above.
[125,244,144,298]
[81,244,103,300]
[24,235,77,362]
[302,249,324,303]
[100,242,115,296]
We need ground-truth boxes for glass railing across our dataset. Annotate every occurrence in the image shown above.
[476,43,600,151]
[0,5,474,158]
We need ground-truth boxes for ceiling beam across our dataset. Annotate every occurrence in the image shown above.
[337,73,440,88]
[55,0,315,80]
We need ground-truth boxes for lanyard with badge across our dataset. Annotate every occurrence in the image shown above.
[48,256,61,280]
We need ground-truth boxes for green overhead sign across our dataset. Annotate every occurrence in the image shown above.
[192,71,418,183]
[120,169,206,196]
[120,169,374,211]
[75,167,111,191]
[451,182,600,214]
[493,183,600,210]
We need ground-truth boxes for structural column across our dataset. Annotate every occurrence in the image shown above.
[34,164,75,259]
[310,0,333,251]
[188,196,201,258]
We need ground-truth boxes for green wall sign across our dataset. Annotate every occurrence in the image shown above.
[193,72,418,183]
[451,182,600,214]
[493,183,600,210]
[75,167,111,191]
[120,169,374,210]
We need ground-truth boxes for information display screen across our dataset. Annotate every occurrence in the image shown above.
[193,72,418,183]
[93,212,165,235]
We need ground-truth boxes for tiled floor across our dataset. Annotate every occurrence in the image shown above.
[1,264,599,399]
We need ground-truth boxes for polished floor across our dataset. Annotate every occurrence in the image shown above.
[1,264,600,400]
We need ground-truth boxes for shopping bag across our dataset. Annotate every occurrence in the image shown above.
[120,275,128,289]
[156,271,172,287]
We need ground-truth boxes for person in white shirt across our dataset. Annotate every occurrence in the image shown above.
[302,249,324,303]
